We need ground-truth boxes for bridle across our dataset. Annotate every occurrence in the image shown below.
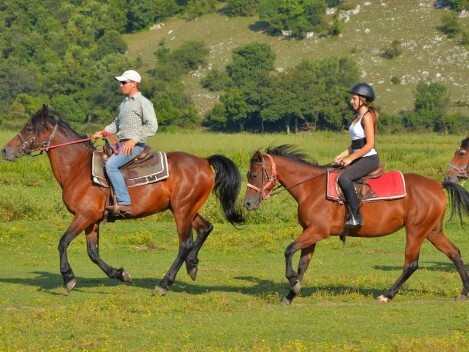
[247,152,340,201]
[15,117,116,157]
[247,154,278,200]
[16,120,59,156]
[447,147,468,180]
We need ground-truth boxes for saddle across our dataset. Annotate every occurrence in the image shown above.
[326,164,406,203]
[92,145,169,188]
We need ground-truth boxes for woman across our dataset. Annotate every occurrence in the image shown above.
[334,83,380,227]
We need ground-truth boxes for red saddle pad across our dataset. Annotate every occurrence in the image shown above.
[326,169,406,202]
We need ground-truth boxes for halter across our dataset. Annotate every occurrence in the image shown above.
[15,118,119,156]
[16,121,59,156]
[247,153,278,200]
[447,147,468,179]
[447,162,468,179]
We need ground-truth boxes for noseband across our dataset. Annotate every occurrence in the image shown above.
[448,148,468,179]
[16,121,58,156]
[247,154,278,200]
[448,164,468,179]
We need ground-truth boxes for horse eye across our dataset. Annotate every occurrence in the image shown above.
[459,151,466,157]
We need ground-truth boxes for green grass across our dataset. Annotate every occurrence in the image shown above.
[125,1,469,117]
[0,220,468,351]
[1,130,468,350]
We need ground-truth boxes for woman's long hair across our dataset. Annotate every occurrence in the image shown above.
[360,96,380,131]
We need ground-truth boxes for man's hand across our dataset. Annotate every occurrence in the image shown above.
[122,140,136,155]
[92,131,103,140]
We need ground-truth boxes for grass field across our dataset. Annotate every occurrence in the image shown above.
[0,129,468,351]
[125,1,469,117]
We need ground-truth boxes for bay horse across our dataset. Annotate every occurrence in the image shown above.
[1,105,244,295]
[445,135,468,183]
[243,145,469,304]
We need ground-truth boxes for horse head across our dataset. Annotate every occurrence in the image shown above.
[2,104,58,161]
[444,136,469,183]
[244,150,278,210]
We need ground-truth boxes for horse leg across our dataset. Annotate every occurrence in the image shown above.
[283,244,316,304]
[155,220,194,296]
[426,231,469,301]
[185,214,214,281]
[284,228,324,304]
[58,221,86,292]
[377,232,426,303]
[85,223,132,285]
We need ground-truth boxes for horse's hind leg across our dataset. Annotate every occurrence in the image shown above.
[155,219,194,296]
[377,231,425,302]
[185,214,214,281]
[85,223,132,285]
[427,231,469,300]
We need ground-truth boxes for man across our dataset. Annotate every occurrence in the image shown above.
[93,70,158,216]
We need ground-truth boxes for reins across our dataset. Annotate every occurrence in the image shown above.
[248,153,339,200]
[18,118,120,156]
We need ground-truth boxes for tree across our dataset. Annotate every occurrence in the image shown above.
[226,0,261,16]
[259,0,327,37]
[439,12,460,38]
[402,81,450,132]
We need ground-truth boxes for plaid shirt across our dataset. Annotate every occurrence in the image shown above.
[104,92,158,143]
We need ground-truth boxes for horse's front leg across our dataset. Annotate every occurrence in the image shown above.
[185,214,213,281]
[85,223,132,285]
[284,229,323,304]
[155,223,194,296]
[58,220,86,292]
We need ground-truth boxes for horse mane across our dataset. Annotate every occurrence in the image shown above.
[31,106,94,150]
[265,144,320,166]
[461,137,469,149]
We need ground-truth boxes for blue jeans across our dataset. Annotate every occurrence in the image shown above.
[105,143,145,205]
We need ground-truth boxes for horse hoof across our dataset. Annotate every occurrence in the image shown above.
[66,278,76,293]
[281,298,292,305]
[152,285,168,297]
[188,267,198,281]
[456,294,468,302]
[376,295,391,303]
[122,271,133,285]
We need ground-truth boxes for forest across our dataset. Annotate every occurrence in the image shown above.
[0,0,467,133]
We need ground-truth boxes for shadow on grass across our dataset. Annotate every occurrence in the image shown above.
[0,260,463,299]
[373,261,458,273]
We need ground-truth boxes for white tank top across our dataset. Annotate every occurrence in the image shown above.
[349,110,377,157]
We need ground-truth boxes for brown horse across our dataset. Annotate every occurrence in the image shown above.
[243,145,469,304]
[445,135,469,183]
[2,105,244,295]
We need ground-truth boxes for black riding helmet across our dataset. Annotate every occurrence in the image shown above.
[347,83,375,102]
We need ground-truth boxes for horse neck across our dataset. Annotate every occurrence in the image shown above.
[46,134,92,188]
[273,156,324,197]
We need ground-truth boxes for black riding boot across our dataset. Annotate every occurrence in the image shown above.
[340,182,364,227]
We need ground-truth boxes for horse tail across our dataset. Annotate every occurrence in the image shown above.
[442,181,469,224]
[207,155,245,225]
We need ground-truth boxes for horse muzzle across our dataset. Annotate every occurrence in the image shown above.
[1,145,20,162]
[243,196,260,211]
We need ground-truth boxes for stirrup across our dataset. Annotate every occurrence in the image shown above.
[345,213,363,227]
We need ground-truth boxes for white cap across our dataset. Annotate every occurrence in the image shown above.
[115,70,141,83]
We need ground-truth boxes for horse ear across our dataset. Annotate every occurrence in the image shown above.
[253,150,263,162]
[39,104,49,125]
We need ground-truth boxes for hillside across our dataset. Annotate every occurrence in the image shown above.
[124,1,468,118]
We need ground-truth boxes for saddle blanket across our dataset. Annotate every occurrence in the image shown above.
[92,151,169,188]
[326,169,406,202]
